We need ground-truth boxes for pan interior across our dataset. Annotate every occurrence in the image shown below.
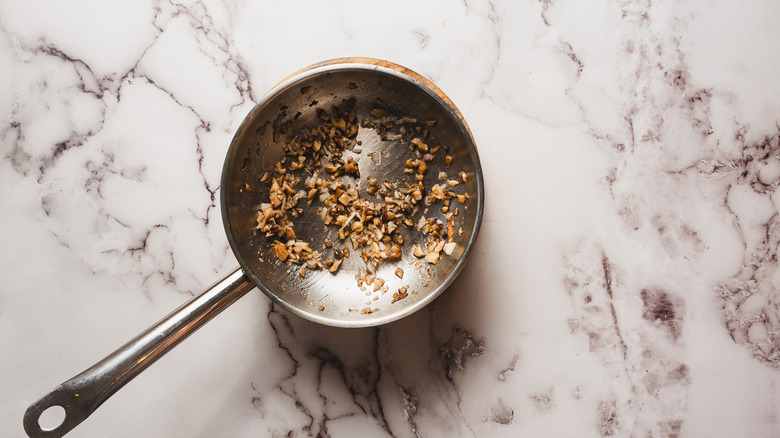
[222,65,482,327]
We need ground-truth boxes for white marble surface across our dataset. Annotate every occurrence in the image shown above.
[2,0,780,437]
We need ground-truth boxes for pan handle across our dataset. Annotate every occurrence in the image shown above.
[23,268,254,438]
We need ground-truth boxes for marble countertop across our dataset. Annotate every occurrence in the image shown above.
[2,0,779,437]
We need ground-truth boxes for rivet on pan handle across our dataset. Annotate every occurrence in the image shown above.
[23,268,254,438]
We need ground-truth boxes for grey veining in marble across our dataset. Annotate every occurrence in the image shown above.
[2,0,779,437]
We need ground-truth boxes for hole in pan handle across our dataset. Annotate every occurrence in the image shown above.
[23,386,86,438]
[23,268,254,438]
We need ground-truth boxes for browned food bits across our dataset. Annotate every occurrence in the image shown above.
[255,101,471,309]
[392,286,409,303]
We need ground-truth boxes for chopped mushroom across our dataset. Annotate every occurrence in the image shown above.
[392,286,409,303]
[256,103,470,296]
[328,258,343,273]
[274,242,289,262]
[443,242,457,255]
[269,179,284,207]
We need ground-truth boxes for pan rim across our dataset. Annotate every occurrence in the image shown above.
[220,59,484,328]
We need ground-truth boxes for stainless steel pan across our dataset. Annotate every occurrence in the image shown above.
[23,58,484,438]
